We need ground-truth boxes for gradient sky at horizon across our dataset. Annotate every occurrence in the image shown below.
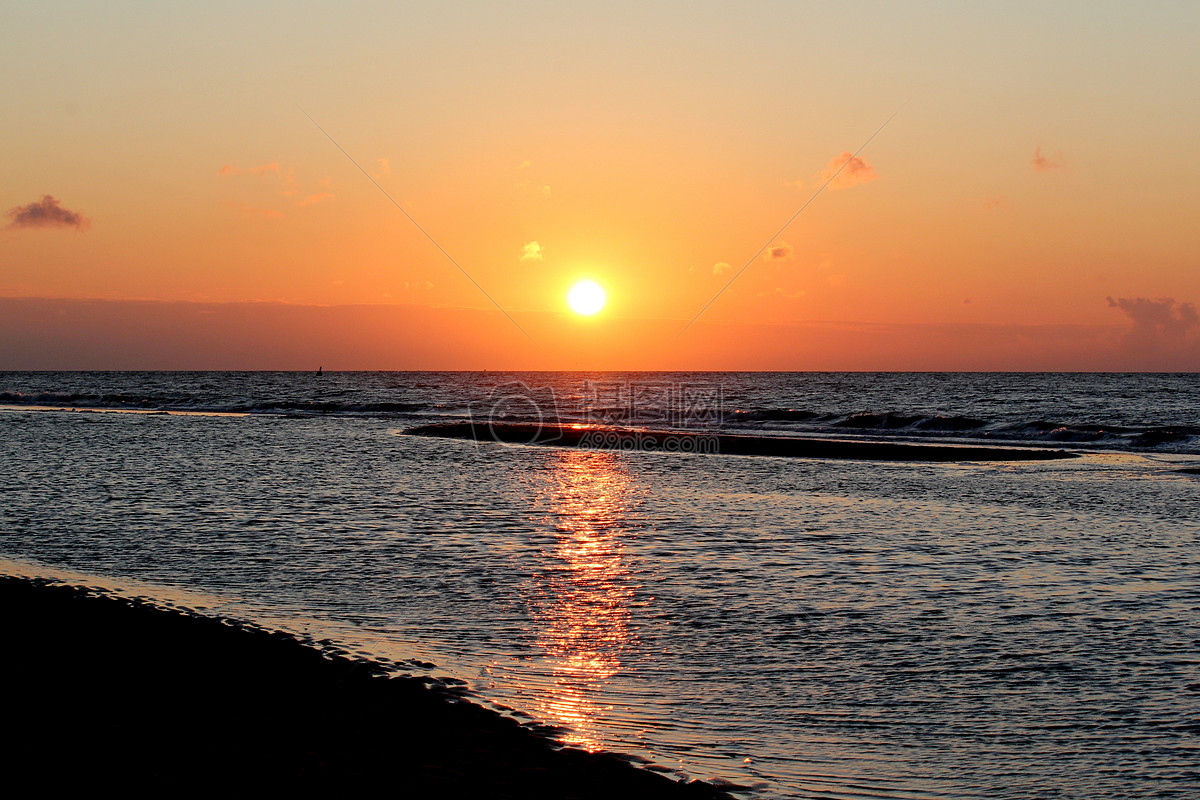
[3,1,1199,369]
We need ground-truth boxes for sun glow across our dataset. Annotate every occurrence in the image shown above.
[567,280,606,316]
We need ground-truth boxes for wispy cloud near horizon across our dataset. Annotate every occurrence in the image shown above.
[296,192,335,207]
[1032,146,1064,171]
[515,181,551,196]
[1108,296,1198,341]
[225,201,284,221]
[1107,296,1199,367]
[218,162,281,176]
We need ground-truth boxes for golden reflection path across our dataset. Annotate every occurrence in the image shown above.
[526,449,637,751]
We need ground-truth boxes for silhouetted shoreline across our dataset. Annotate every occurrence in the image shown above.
[406,422,1078,462]
[1,576,736,798]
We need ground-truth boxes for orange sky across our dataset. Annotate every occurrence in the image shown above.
[2,2,1198,369]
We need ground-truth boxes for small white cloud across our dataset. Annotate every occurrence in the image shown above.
[712,261,732,276]
[520,241,543,261]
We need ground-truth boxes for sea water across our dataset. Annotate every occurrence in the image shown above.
[2,372,1197,798]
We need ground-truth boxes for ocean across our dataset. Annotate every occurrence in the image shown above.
[2,371,1197,798]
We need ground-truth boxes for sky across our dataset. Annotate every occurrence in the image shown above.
[2,1,1199,370]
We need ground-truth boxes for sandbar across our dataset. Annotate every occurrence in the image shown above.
[405,422,1077,462]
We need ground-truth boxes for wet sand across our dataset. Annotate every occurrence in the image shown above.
[0,576,734,798]
[406,422,1078,462]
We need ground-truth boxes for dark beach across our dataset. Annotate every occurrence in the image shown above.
[406,422,1078,461]
[1,576,734,798]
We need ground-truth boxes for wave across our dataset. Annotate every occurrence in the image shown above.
[727,408,823,423]
[1,390,189,408]
[722,406,1200,453]
[237,400,427,415]
[0,391,428,417]
[4,389,1197,454]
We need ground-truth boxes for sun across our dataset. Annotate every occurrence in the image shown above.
[567,280,606,316]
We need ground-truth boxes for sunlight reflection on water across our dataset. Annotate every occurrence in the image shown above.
[527,450,635,751]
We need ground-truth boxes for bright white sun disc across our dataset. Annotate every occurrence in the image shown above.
[567,280,606,315]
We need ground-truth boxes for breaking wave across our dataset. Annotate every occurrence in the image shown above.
[0,391,428,417]
[3,373,1198,455]
[722,406,1199,453]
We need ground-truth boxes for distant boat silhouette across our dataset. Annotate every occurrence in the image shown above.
[316,366,323,377]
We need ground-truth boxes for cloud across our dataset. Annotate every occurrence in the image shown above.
[225,201,283,220]
[296,192,334,206]
[520,241,543,261]
[712,261,732,276]
[219,162,334,217]
[514,181,551,196]
[1107,296,1199,346]
[373,158,390,179]
[219,162,296,196]
[1032,146,1064,172]
[517,160,531,170]
[820,151,878,190]
[5,195,89,230]
[763,242,793,261]
[218,162,280,176]
[280,166,298,197]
